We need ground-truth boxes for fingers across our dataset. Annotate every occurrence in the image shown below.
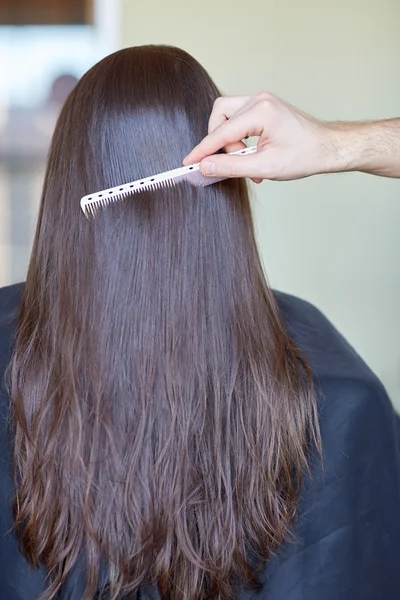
[183,95,252,165]
[208,93,268,132]
[183,92,275,166]
[184,110,264,166]
[207,95,251,133]
[200,152,265,179]
[224,140,248,155]
[207,97,250,155]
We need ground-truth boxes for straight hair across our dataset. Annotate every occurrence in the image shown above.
[9,45,320,599]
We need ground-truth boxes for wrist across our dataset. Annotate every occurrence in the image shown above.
[321,119,400,177]
[322,121,369,174]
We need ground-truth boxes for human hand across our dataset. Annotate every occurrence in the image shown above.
[183,92,337,182]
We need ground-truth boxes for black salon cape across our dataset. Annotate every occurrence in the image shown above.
[0,283,399,600]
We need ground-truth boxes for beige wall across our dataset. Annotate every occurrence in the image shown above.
[121,0,400,406]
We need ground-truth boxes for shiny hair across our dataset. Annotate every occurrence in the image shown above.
[10,46,320,599]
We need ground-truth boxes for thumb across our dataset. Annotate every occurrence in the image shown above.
[200,153,263,179]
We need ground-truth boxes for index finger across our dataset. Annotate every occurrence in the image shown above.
[183,96,251,165]
[183,112,261,165]
[183,132,244,166]
[207,95,251,134]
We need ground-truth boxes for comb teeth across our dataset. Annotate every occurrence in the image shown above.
[80,145,258,218]
[81,176,180,217]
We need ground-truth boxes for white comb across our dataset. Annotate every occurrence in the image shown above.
[80,145,257,217]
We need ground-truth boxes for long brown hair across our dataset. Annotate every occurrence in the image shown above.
[10,46,320,599]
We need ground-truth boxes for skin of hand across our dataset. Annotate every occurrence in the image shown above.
[183,92,400,181]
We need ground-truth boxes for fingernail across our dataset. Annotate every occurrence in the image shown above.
[201,160,216,176]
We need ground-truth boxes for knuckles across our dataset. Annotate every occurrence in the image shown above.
[213,96,225,110]
[255,91,276,112]
[256,91,272,100]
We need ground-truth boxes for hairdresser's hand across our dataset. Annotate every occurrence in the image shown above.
[183,92,400,180]
[183,92,333,182]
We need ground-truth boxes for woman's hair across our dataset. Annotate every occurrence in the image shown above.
[10,46,320,599]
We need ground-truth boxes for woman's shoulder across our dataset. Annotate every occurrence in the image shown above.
[274,289,397,441]
[275,289,383,389]
[275,290,399,494]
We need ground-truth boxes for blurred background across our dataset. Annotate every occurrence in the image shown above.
[1,0,399,406]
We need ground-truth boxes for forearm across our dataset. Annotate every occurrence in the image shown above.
[326,119,400,178]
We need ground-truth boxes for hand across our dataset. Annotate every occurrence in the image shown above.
[183,92,337,182]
